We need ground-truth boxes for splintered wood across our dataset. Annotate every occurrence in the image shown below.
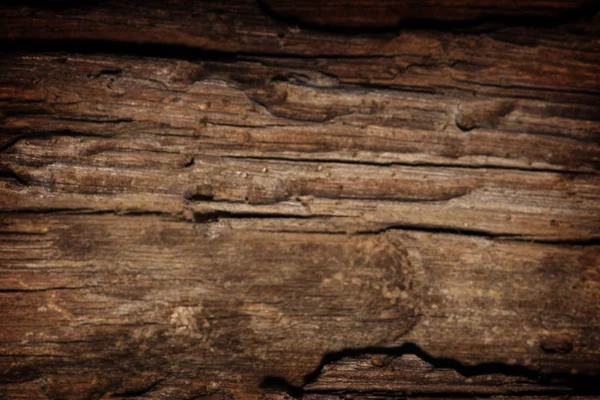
[0,0,599,399]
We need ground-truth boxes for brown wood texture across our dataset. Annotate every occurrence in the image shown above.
[0,1,599,399]
[260,0,596,29]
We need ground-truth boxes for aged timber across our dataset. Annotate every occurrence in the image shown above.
[0,0,599,399]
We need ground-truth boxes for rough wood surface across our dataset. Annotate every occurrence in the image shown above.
[0,0,599,399]
[1,215,599,399]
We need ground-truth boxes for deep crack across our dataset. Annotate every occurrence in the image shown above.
[260,342,600,398]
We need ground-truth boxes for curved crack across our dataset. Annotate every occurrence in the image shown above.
[260,342,600,398]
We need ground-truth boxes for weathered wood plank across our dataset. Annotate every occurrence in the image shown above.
[1,54,599,242]
[1,0,599,103]
[1,2,599,399]
[2,54,597,172]
[0,214,598,399]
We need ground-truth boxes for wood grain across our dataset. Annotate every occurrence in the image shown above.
[1,54,598,242]
[0,1,599,399]
[0,0,599,102]
[1,214,598,399]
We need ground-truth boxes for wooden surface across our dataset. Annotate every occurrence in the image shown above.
[0,1,599,399]
[260,0,596,29]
